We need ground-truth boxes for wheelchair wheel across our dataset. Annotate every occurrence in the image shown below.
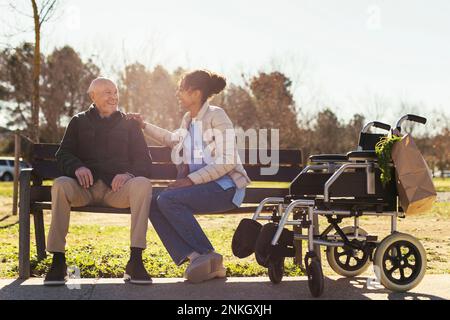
[305,253,324,297]
[374,232,426,292]
[326,226,371,277]
[268,257,285,284]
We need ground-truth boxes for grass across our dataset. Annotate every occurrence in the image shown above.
[0,179,449,279]
[0,211,304,279]
[0,183,14,198]
[1,201,449,279]
[433,177,450,192]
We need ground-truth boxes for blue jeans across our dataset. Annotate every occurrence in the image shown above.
[149,181,237,266]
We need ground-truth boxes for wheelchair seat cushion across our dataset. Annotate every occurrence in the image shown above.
[314,198,396,213]
[232,219,262,258]
[309,154,348,162]
[346,150,378,161]
[255,223,294,267]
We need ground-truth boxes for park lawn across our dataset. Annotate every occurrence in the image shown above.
[0,181,53,198]
[0,183,13,198]
[434,177,450,192]
[0,180,449,279]
[0,207,303,279]
[1,196,449,279]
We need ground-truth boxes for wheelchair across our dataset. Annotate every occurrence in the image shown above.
[232,114,429,297]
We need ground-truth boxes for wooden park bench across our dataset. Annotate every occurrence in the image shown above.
[18,144,303,279]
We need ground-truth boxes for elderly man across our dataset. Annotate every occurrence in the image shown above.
[44,77,153,285]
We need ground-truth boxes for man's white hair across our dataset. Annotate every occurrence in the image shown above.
[87,77,117,94]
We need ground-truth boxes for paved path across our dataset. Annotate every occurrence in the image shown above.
[437,192,450,202]
[436,192,450,202]
[0,275,448,300]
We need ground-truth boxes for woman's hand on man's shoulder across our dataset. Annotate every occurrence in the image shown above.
[125,113,146,129]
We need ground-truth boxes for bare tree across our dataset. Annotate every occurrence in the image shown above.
[4,0,59,141]
[29,0,58,142]
[355,91,393,124]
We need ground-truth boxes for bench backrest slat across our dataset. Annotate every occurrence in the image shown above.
[32,144,302,165]
[32,160,302,182]
[30,144,302,181]
[28,143,302,205]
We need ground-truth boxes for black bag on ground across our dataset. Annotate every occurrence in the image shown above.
[232,218,263,258]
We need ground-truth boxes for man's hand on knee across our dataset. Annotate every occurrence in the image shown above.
[111,173,133,192]
[75,167,94,189]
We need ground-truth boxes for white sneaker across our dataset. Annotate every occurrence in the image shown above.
[184,252,226,284]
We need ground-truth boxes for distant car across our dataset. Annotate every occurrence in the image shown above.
[0,157,30,181]
[441,171,450,178]
[433,170,450,178]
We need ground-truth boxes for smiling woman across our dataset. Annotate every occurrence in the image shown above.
[126,69,252,284]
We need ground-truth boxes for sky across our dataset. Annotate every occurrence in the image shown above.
[1,0,449,128]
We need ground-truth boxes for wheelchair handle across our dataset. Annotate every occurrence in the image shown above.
[395,114,427,132]
[362,121,391,133]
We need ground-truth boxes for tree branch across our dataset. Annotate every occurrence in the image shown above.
[39,0,57,27]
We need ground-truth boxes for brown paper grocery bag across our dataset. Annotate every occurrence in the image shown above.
[391,134,437,215]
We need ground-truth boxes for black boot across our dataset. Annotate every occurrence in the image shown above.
[44,253,68,286]
[124,247,152,285]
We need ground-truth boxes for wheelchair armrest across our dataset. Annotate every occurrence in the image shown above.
[309,154,349,163]
[346,150,378,161]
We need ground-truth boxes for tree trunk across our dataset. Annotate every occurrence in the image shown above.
[31,0,40,143]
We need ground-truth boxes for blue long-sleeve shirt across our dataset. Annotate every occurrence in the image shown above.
[184,120,245,207]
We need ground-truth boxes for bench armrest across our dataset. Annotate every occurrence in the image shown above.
[20,168,33,185]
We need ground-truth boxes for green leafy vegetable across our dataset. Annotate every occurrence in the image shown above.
[375,135,402,185]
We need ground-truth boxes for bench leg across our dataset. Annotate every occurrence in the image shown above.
[18,170,32,280]
[34,209,47,261]
[19,203,31,279]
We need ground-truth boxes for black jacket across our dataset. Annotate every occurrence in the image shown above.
[55,105,152,186]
